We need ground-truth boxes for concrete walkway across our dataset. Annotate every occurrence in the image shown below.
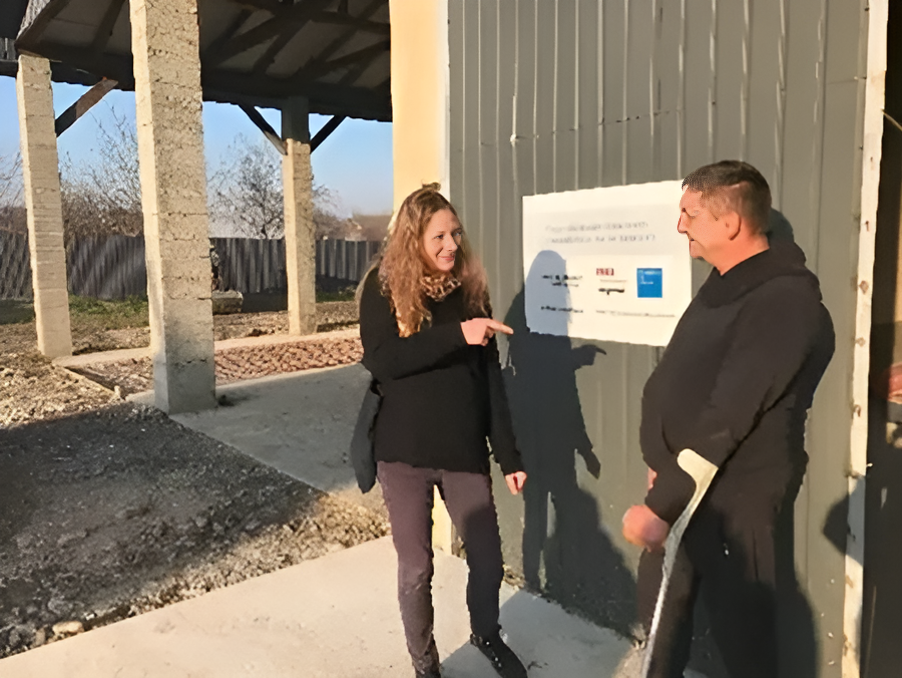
[132,362,382,515]
[11,358,696,677]
[0,537,643,678]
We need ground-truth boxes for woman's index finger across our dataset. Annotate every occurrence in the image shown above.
[488,319,514,335]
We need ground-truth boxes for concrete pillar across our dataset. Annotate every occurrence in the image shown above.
[282,97,317,336]
[130,0,215,414]
[389,0,450,207]
[15,55,72,359]
[389,0,455,552]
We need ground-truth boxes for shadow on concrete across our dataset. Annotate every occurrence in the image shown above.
[440,588,636,678]
[169,363,385,515]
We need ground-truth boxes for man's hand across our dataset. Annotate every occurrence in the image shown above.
[505,471,527,495]
[461,318,514,346]
[622,504,669,551]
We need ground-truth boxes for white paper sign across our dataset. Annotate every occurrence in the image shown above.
[522,181,691,346]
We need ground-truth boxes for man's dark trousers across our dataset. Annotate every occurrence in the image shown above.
[638,467,800,678]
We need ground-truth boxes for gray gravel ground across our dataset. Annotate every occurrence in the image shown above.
[0,301,389,660]
[0,403,388,658]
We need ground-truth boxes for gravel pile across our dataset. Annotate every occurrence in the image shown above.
[69,335,365,398]
[0,353,116,427]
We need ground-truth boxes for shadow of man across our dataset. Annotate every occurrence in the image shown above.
[501,251,636,635]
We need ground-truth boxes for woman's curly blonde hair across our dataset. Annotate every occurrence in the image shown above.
[370,185,488,336]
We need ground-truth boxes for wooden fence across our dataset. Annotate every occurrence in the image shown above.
[0,232,381,300]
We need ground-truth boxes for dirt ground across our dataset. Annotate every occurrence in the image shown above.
[0,301,390,659]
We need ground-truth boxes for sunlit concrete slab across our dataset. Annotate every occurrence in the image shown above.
[0,536,647,678]
[150,363,380,514]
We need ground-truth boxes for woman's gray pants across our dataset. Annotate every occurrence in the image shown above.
[377,461,505,672]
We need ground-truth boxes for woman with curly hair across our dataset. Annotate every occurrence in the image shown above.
[359,185,528,678]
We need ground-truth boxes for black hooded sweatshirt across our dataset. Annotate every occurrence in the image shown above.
[642,241,835,525]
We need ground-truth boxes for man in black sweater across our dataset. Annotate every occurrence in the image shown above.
[622,161,835,678]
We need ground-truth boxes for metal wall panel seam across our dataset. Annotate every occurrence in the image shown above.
[805,0,830,276]
[773,0,789,208]
[707,0,715,166]
[649,0,658,179]
[622,0,629,185]
[476,1,485,257]
[741,0,752,161]
[597,0,604,186]
[574,0,580,188]
[845,4,888,676]
[676,0,688,176]
[532,0,538,197]
[552,0,560,192]
[494,0,501,291]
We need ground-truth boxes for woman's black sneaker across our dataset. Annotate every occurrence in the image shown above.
[414,669,441,678]
[469,631,527,678]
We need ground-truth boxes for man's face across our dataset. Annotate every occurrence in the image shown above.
[677,188,727,263]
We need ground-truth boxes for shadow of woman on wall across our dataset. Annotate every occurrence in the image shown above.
[500,251,636,636]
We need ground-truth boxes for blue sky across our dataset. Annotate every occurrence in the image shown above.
[0,77,393,216]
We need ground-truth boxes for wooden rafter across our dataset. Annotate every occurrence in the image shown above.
[308,10,389,35]
[15,0,77,51]
[207,0,332,67]
[90,0,127,58]
[203,10,253,61]
[239,104,286,155]
[311,115,345,152]
[252,28,294,75]
[233,0,284,14]
[55,78,118,136]
[289,0,385,80]
[23,41,390,119]
[293,40,388,83]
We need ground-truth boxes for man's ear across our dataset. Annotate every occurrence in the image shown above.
[723,211,742,241]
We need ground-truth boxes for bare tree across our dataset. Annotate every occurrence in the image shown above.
[0,152,25,234]
[209,136,284,238]
[209,135,352,240]
[60,108,143,240]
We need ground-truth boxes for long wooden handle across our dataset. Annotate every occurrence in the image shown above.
[641,450,718,678]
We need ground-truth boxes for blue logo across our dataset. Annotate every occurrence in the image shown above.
[637,268,663,298]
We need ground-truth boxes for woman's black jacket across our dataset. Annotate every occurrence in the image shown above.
[359,269,524,476]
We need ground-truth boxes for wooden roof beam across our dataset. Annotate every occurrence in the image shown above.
[233,0,284,14]
[294,39,388,83]
[207,0,332,67]
[90,0,126,59]
[288,0,385,80]
[239,103,286,155]
[311,114,345,152]
[55,77,118,136]
[308,10,389,35]
[203,10,253,61]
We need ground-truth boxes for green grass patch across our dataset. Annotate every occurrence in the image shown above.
[315,287,357,303]
[0,299,35,325]
[68,295,149,329]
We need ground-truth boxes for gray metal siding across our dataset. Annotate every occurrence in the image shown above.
[449,1,872,676]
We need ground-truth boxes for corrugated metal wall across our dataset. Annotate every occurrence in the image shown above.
[448,1,872,676]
